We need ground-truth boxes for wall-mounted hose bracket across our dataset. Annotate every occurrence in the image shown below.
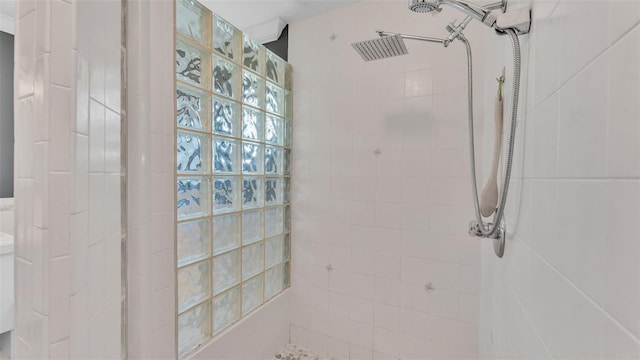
[495,7,531,35]
[469,220,505,258]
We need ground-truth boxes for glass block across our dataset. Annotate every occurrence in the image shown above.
[265,115,283,145]
[265,177,283,207]
[176,0,211,46]
[242,70,265,109]
[265,207,283,238]
[242,274,263,315]
[283,262,290,288]
[283,177,291,204]
[178,302,211,358]
[243,35,265,75]
[265,146,282,175]
[212,214,240,255]
[178,219,210,267]
[177,177,210,220]
[176,38,210,89]
[242,177,263,210]
[266,50,285,87]
[242,142,263,174]
[213,15,241,61]
[178,261,211,313]
[284,90,293,119]
[266,83,284,116]
[264,264,283,300]
[177,83,210,131]
[242,242,264,280]
[242,210,263,245]
[213,96,240,137]
[213,56,240,100]
[213,177,240,214]
[284,205,291,233]
[242,106,264,141]
[283,234,290,261]
[283,148,291,175]
[213,286,240,334]
[178,131,209,174]
[265,235,284,268]
[213,250,240,294]
[213,137,240,174]
[283,119,292,147]
[285,63,293,91]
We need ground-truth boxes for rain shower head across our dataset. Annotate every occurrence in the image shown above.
[351,34,409,62]
[352,31,448,62]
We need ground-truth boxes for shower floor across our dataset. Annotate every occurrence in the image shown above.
[274,343,331,360]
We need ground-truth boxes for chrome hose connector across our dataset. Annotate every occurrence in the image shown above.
[468,220,505,258]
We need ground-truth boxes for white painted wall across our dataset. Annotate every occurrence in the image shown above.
[288,2,487,358]
[480,0,640,358]
[13,0,123,358]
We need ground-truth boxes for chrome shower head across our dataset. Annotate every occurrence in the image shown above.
[351,34,409,62]
[409,0,442,13]
[409,0,502,28]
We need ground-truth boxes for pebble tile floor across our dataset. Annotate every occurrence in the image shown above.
[274,344,332,360]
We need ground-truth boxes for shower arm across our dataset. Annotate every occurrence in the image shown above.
[376,15,472,49]
[376,30,447,45]
[440,0,490,22]
[376,30,451,47]
[436,0,509,27]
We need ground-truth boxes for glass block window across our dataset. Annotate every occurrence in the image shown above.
[175,2,293,358]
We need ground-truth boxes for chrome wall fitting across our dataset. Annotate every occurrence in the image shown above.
[495,7,532,35]
[469,220,505,258]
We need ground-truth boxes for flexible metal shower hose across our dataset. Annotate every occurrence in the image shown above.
[460,28,521,238]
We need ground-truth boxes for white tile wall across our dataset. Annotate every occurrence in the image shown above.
[289,2,485,358]
[190,292,291,360]
[480,0,640,358]
[125,0,176,358]
[13,0,123,358]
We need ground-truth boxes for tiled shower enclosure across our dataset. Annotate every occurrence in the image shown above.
[174,0,293,357]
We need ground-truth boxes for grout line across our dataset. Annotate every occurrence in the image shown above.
[529,19,640,114]
[523,239,640,345]
[49,83,71,91]
[16,93,35,101]
[506,281,555,358]
[546,0,562,21]
[48,337,70,348]
[522,177,640,182]
[49,254,71,261]
[17,8,36,20]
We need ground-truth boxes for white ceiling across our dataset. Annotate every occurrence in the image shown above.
[0,0,15,34]
[200,0,358,33]
[0,0,359,38]
[0,0,14,18]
